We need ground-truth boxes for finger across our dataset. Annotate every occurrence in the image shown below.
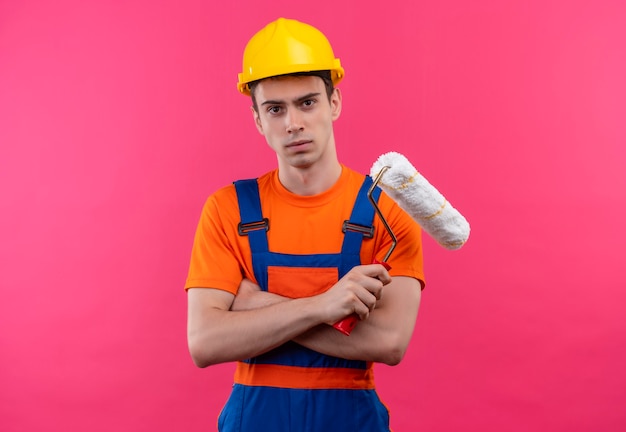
[369,283,383,301]
[354,303,370,321]
[358,264,392,284]
[361,278,384,300]
[354,290,378,313]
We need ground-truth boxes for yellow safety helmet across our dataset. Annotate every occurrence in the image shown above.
[237,18,344,96]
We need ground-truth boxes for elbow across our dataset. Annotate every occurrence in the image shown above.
[380,347,405,366]
[190,352,211,369]
[188,344,210,368]
[188,335,219,368]
[378,334,409,366]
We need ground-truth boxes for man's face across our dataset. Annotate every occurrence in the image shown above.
[252,75,342,171]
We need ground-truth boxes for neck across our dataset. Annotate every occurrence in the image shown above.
[278,160,342,196]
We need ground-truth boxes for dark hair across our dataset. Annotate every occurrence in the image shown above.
[249,70,335,112]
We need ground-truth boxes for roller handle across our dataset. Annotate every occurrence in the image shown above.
[332,259,392,336]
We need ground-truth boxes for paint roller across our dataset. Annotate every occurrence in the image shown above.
[370,151,470,250]
[332,151,470,335]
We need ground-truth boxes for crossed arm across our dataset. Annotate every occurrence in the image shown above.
[187,264,421,368]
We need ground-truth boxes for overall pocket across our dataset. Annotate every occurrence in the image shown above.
[267,266,338,298]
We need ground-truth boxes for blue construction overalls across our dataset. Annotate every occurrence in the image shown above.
[216,176,391,432]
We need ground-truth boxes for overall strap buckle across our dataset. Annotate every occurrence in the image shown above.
[341,221,374,239]
[238,218,270,235]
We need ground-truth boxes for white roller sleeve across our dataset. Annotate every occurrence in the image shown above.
[370,152,470,250]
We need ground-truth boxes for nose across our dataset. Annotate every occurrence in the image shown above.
[285,109,304,134]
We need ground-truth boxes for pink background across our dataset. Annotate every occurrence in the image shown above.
[1,0,625,431]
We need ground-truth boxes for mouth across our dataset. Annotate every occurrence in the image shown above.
[286,140,312,150]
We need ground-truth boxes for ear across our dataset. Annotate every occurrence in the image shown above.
[251,106,264,135]
[330,88,342,121]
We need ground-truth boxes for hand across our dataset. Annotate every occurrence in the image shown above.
[318,264,391,325]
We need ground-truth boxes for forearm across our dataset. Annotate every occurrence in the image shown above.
[188,290,324,367]
[294,314,404,365]
[230,284,289,311]
[295,276,421,365]
[230,276,422,365]
[230,289,391,362]
[192,267,409,367]
[230,291,389,363]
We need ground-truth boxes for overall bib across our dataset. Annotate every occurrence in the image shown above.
[217,176,391,432]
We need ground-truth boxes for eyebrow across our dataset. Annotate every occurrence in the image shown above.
[260,92,322,107]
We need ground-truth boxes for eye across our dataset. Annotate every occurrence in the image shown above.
[267,106,282,115]
[302,99,316,108]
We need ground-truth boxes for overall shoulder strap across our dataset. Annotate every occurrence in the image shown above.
[339,176,381,275]
[234,179,269,290]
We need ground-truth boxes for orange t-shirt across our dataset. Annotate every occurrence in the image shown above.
[185,165,425,294]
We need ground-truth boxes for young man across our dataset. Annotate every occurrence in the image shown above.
[185,17,425,431]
